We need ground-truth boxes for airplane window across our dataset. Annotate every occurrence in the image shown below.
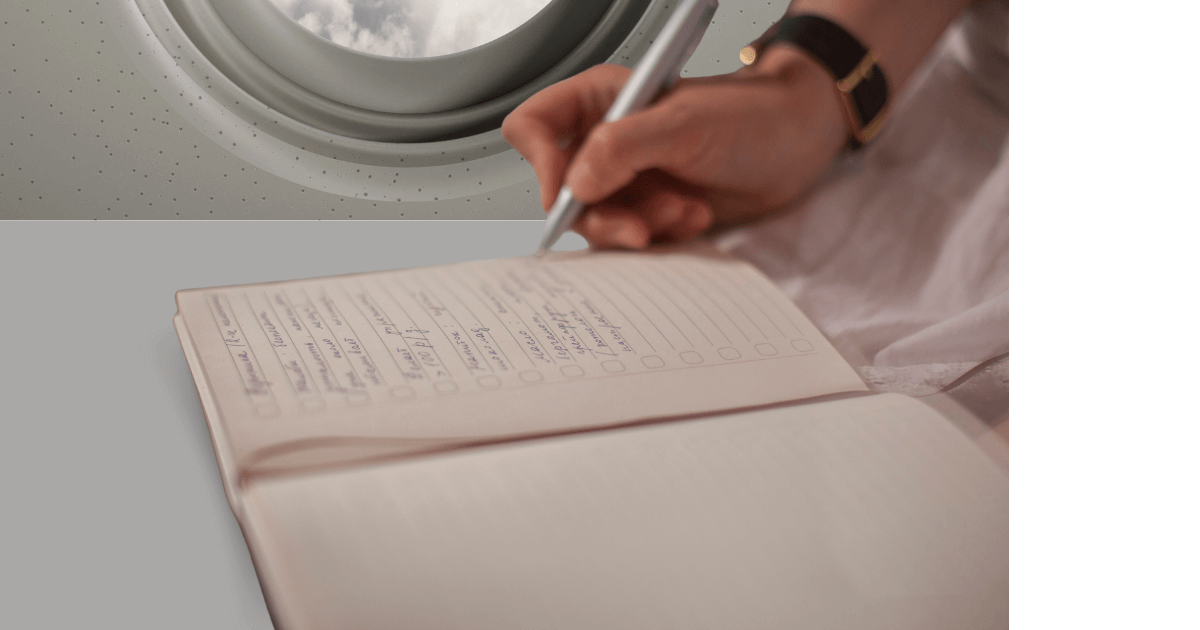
[268,0,555,58]
[158,0,662,162]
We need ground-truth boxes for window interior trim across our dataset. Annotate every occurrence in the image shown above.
[160,0,656,147]
[209,0,608,115]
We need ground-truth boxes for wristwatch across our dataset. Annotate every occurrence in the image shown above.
[741,14,890,148]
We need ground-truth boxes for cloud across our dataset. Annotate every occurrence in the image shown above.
[268,0,552,58]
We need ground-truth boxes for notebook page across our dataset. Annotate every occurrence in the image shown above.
[175,250,866,476]
[242,394,1007,630]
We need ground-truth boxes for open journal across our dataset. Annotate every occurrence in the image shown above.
[174,249,1007,630]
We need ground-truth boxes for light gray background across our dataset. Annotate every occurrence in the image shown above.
[0,221,581,629]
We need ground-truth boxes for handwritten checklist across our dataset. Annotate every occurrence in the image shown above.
[205,253,821,413]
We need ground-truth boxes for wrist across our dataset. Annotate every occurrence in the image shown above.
[743,13,894,147]
[750,44,827,87]
[742,32,875,150]
[744,45,850,152]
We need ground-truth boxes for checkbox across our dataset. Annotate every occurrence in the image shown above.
[641,356,665,368]
[560,365,585,377]
[790,339,814,352]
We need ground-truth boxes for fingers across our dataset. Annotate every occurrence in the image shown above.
[564,96,705,204]
[502,65,631,210]
[573,182,713,250]
[578,203,712,250]
[657,201,714,243]
[578,209,651,250]
[503,66,711,213]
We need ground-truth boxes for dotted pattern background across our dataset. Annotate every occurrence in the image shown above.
[0,0,784,219]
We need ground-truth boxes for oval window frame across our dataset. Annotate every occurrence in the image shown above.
[162,0,656,149]
[213,0,607,115]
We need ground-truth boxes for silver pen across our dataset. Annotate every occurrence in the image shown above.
[534,0,719,256]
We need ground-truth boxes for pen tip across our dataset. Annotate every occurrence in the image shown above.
[534,247,548,258]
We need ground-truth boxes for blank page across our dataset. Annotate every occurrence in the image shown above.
[243,393,1007,630]
[175,250,866,477]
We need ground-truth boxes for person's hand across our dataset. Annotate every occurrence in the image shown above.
[502,47,850,249]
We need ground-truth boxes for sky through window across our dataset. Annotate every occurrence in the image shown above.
[268,0,555,58]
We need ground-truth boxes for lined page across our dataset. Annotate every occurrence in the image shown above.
[176,251,866,475]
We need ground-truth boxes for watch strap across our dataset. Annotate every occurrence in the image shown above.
[767,14,890,147]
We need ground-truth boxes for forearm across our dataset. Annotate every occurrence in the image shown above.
[787,0,971,90]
